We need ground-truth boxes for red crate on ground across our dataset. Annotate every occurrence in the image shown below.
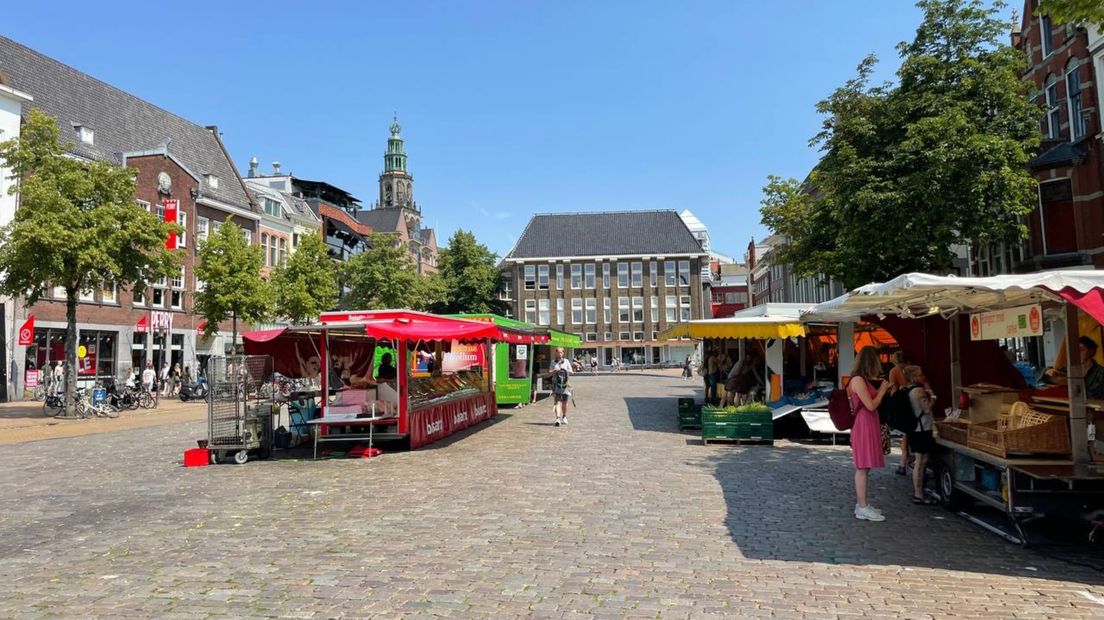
[183,448,210,467]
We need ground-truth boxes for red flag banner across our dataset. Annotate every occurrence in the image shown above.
[196,319,207,334]
[163,199,179,250]
[17,315,34,346]
[136,315,148,334]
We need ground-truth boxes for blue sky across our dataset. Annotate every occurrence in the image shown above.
[3,0,981,260]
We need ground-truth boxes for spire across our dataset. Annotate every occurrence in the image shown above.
[390,112,401,137]
[384,113,407,173]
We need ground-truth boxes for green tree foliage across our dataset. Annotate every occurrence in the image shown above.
[432,230,505,315]
[0,109,179,415]
[342,233,438,310]
[271,232,338,324]
[1037,0,1104,28]
[194,218,271,347]
[760,0,1041,289]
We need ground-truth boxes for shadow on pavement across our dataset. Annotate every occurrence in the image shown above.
[698,443,1104,586]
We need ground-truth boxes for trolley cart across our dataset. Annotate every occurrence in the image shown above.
[207,355,277,465]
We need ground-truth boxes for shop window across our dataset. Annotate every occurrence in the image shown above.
[618,297,630,322]
[77,330,117,379]
[570,264,582,289]
[538,299,550,326]
[571,298,583,324]
[678,260,691,286]
[585,298,597,324]
[602,263,610,288]
[538,265,549,290]
[556,298,564,325]
[524,299,536,324]
[523,265,536,290]
[556,264,563,290]
[584,264,596,289]
[649,261,657,287]
[632,296,644,322]
[664,261,676,287]
[617,263,629,288]
[603,298,611,324]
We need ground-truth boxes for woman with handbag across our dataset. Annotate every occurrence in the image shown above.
[849,346,892,522]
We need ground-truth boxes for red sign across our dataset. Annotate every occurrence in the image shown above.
[136,315,148,334]
[25,369,39,388]
[163,199,179,250]
[442,341,486,373]
[196,319,208,334]
[408,392,496,449]
[18,316,33,346]
[1029,306,1042,334]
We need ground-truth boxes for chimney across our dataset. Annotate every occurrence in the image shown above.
[272,161,282,175]
[248,157,258,178]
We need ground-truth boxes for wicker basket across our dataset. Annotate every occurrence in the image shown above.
[967,404,1070,458]
[935,419,969,446]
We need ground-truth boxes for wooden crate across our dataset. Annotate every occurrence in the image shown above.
[967,406,1071,458]
[934,419,968,446]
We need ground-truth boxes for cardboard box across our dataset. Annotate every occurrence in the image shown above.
[960,386,1020,424]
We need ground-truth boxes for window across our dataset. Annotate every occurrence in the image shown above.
[665,295,676,321]
[627,262,641,287]
[680,295,692,321]
[632,296,644,322]
[177,212,187,248]
[650,296,659,322]
[649,261,657,287]
[571,298,583,324]
[1067,61,1085,141]
[619,332,631,341]
[242,229,252,245]
[508,343,530,379]
[538,299,550,326]
[292,233,300,248]
[586,332,597,342]
[570,264,582,289]
[633,332,644,341]
[678,260,691,286]
[603,298,611,323]
[1045,77,1061,139]
[556,264,564,290]
[524,265,536,290]
[664,261,676,286]
[725,291,748,304]
[1040,15,1054,57]
[538,265,549,290]
[524,299,536,324]
[585,298,597,324]
[102,284,117,304]
[617,263,629,287]
[501,277,514,300]
[196,217,209,244]
[78,288,95,302]
[279,238,287,265]
[133,287,145,306]
[206,174,220,190]
[152,288,165,307]
[195,277,206,292]
[584,264,596,289]
[211,220,222,236]
[172,267,184,290]
[652,331,660,342]
[75,125,94,145]
[263,197,281,217]
[618,297,630,322]
[604,332,612,342]
[261,234,269,266]
[602,263,611,288]
[556,298,564,325]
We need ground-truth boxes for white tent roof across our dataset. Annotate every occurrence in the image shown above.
[803,271,1104,322]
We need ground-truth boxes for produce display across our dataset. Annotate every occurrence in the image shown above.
[409,371,485,408]
[702,403,772,414]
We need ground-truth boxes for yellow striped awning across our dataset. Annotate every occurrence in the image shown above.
[657,317,806,341]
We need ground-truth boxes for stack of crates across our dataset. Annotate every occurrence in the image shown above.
[677,397,702,430]
[701,406,774,445]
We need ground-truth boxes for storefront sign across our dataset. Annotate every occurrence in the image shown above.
[163,199,179,250]
[409,392,497,449]
[17,316,33,346]
[151,311,174,332]
[969,303,1043,341]
[77,345,87,358]
[516,345,527,360]
[441,341,486,372]
[25,369,39,388]
[136,315,148,334]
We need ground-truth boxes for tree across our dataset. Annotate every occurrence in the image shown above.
[432,230,506,315]
[760,0,1041,289]
[271,232,338,324]
[341,233,438,310]
[194,218,271,348]
[0,109,179,416]
[1037,0,1104,29]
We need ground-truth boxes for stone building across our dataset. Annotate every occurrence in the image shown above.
[0,36,262,390]
[502,211,708,367]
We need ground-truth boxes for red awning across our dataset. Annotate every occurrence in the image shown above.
[318,310,505,343]
[1057,287,1104,327]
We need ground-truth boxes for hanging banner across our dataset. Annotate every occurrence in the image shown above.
[163,199,179,250]
[969,303,1043,341]
[135,315,148,334]
[18,315,34,346]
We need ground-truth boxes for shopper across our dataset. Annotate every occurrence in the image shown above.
[682,355,693,381]
[159,362,171,396]
[549,347,572,426]
[52,360,65,396]
[170,363,182,396]
[704,349,720,405]
[142,361,156,397]
[887,351,910,475]
[903,365,937,505]
[849,346,891,521]
[182,365,193,387]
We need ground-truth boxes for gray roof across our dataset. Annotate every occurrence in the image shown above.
[0,36,253,210]
[1028,140,1089,170]
[506,210,705,259]
[355,207,404,234]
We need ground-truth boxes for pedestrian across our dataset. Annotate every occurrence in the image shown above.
[548,347,572,426]
[159,362,171,396]
[142,361,156,398]
[182,365,193,387]
[705,349,720,405]
[171,363,182,396]
[590,356,598,375]
[682,355,693,381]
[888,351,911,475]
[849,345,891,522]
[52,360,65,396]
[903,365,937,505]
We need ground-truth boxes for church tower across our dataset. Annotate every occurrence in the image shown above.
[377,114,417,214]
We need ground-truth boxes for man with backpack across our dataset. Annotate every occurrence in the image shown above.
[548,347,572,427]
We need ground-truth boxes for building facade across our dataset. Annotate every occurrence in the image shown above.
[709,263,750,319]
[0,77,33,400]
[0,36,262,393]
[502,211,708,367]
[356,117,438,274]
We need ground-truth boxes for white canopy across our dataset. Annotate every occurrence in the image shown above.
[803,271,1104,322]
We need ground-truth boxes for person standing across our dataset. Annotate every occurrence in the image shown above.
[849,346,891,521]
[704,349,720,404]
[52,360,65,396]
[142,361,157,398]
[888,351,910,476]
[548,347,572,426]
[159,362,171,397]
[903,365,937,505]
[682,355,693,381]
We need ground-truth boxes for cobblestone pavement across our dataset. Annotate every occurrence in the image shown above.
[0,397,205,444]
[1,372,1103,618]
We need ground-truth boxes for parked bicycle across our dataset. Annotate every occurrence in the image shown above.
[74,387,119,419]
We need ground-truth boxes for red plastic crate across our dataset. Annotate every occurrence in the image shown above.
[183,448,209,467]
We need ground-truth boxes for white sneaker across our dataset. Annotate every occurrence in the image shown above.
[855,503,884,516]
[561,417,568,425]
[855,505,886,522]
[554,418,561,427]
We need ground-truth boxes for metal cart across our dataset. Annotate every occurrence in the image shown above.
[207,355,276,465]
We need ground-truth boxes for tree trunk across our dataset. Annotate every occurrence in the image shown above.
[64,290,78,417]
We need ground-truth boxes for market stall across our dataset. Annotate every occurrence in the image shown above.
[449,314,551,406]
[242,310,512,453]
[531,330,582,398]
[805,271,1104,542]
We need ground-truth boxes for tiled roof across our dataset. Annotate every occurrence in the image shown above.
[0,36,253,210]
[506,210,705,259]
[355,208,404,234]
[1028,140,1089,170]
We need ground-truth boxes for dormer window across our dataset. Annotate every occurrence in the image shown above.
[205,174,219,189]
[74,124,94,145]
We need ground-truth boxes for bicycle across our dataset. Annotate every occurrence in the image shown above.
[74,388,119,418]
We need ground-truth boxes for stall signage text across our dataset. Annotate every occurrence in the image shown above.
[516,345,527,360]
[969,303,1043,341]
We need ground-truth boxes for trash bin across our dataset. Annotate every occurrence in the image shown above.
[92,387,107,406]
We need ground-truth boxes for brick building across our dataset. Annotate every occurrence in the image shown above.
[709,263,750,319]
[0,36,262,390]
[1006,3,1104,270]
[502,211,708,367]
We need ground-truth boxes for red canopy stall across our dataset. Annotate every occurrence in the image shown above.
[243,310,517,452]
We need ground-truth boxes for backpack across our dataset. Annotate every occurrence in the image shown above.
[827,388,855,431]
[551,369,569,394]
[884,385,923,434]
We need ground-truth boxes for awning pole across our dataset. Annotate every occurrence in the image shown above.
[949,314,962,408]
[838,322,855,385]
[1065,303,1089,465]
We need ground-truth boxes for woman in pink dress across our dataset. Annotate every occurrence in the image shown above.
[849,346,891,521]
